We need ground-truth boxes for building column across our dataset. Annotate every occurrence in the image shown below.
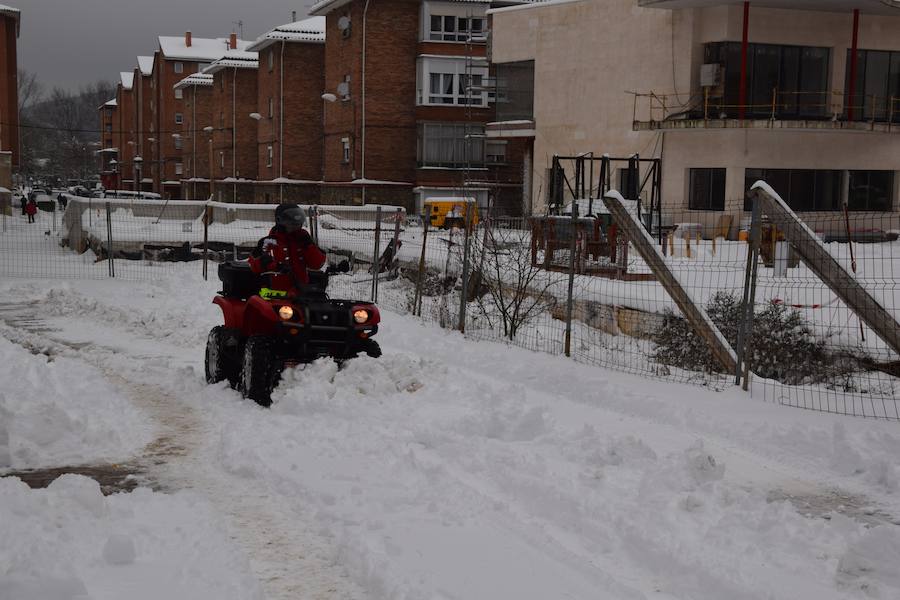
[523,143,533,216]
[847,9,860,121]
[738,1,750,121]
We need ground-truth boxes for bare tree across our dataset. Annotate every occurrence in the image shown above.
[470,218,564,340]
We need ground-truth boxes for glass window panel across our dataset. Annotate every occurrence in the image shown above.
[780,46,800,117]
[889,53,900,122]
[814,171,841,211]
[864,51,890,120]
[472,19,484,33]
[789,170,815,211]
[431,15,441,32]
[751,44,780,117]
[444,16,455,32]
[799,47,829,117]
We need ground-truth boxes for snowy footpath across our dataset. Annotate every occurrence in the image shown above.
[2,218,900,598]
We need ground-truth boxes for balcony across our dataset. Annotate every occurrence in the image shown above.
[631,89,900,134]
[486,60,535,138]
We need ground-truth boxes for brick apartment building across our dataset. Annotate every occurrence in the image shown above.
[132,56,154,192]
[0,4,20,185]
[204,49,259,202]
[152,32,250,198]
[98,99,118,188]
[174,73,213,200]
[114,71,135,190]
[310,0,531,214]
[247,16,326,203]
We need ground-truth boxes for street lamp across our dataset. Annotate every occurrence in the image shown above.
[249,112,262,121]
[108,159,118,193]
[133,156,143,199]
[321,93,337,181]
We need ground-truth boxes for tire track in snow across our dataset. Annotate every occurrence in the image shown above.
[0,301,366,600]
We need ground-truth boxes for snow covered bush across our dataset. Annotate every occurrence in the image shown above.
[653,292,841,385]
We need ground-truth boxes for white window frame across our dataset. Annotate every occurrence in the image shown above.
[268,97,274,118]
[486,140,507,164]
[266,145,273,167]
[220,152,225,169]
[174,136,183,149]
[417,122,485,168]
[417,57,487,107]
[421,2,486,43]
[341,137,351,164]
[175,162,183,175]
[174,62,184,73]
[175,113,183,124]
[174,88,183,99]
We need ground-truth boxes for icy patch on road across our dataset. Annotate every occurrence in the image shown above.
[0,336,153,469]
[0,474,263,600]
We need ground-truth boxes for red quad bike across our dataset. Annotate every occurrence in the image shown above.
[206,259,382,406]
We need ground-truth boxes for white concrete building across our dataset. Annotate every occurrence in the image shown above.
[488,0,900,234]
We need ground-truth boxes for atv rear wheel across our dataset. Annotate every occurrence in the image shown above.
[205,326,240,386]
[240,335,281,407]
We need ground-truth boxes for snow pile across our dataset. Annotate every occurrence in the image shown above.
[0,335,152,469]
[0,474,263,600]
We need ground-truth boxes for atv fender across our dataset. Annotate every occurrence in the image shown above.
[241,295,280,337]
[213,296,248,330]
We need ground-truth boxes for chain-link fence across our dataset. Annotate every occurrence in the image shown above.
[2,190,899,419]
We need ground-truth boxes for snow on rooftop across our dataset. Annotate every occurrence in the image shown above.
[158,35,252,62]
[203,50,259,73]
[102,98,117,108]
[137,55,154,75]
[173,73,214,90]
[120,71,134,90]
[0,4,20,35]
[246,16,326,51]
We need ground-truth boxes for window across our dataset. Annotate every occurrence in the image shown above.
[422,61,486,106]
[197,62,210,72]
[220,111,225,127]
[848,171,894,211]
[705,42,830,119]
[175,162,183,175]
[105,123,112,133]
[417,123,485,168]
[341,138,351,164]
[175,113,183,124]
[688,168,726,211]
[174,88,183,99]
[744,169,842,211]
[174,136,183,149]
[266,145,273,168]
[268,97,274,118]
[429,15,484,42]
[486,140,506,164]
[220,152,225,169]
[845,50,900,121]
[268,50,274,72]
[174,62,183,73]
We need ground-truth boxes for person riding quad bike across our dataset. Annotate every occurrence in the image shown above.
[206,204,382,407]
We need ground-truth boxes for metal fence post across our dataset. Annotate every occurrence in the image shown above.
[415,215,429,316]
[458,205,473,333]
[105,202,115,278]
[310,205,319,244]
[564,203,578,356]
[735,193,762,387]
[202,204,210,281]
[372,206,382,302]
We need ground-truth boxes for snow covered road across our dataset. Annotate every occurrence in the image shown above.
[2,267,900,599]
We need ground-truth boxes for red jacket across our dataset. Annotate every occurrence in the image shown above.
[25,202,37,215]
[248,226,326,291]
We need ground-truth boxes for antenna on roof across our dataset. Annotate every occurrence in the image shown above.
[232,20,243,39]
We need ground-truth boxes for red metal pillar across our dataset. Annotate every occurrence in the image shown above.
[739,1,750,121]
[847,9,860,121]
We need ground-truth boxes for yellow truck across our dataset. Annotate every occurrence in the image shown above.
[424,198,479,229]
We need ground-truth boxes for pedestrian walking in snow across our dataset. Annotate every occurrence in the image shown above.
[19,195,26,216]
[25,199,37,224]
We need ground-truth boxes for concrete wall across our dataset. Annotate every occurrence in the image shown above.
[490,0,900,220]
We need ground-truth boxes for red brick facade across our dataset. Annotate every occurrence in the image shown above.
[133,61,154,192]
[210,66,259,202]
[255,42,325,186]
[1,9,19,170]
[115,78,135,190]
[178,78,213,200]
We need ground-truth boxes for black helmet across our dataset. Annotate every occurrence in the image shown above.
[274,203,307,229]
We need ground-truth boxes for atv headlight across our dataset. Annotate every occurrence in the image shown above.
[278,306,294,320]
[353,309,369,324]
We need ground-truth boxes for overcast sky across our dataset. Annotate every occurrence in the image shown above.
[16,0,319,92]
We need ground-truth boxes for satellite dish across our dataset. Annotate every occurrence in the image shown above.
[338,16,351,30]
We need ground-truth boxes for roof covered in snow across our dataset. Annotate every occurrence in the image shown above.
[246,16,326,51]
[311,0,540,15]
[158,36,252,62]
[203,50,259,74]
[0,4,20,36]
[137,55,154,76]
[101,98,117,108]
[173,73,214,90]
[120,72,134,90]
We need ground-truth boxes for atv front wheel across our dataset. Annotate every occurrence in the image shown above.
[240,336,281,407]
[206,326,240,386]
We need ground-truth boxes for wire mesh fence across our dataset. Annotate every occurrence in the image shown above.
[2,189,899,420]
